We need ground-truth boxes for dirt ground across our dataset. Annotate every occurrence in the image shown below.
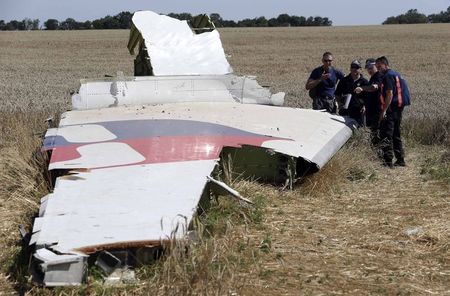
[251,147,450,295]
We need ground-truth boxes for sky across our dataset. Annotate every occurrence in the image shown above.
[0,0,449,26]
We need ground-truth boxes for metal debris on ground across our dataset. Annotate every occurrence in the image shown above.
[28,10,356,286]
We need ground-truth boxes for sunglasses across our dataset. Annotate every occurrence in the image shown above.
[323,59,333,62]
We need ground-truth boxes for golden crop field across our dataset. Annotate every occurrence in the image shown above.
[0,24,449,295]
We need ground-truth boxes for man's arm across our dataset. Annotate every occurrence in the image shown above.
[305,78,321,90]
[379,74,395,122]
[355,84,379,93]
[305,70,330,90]
[379,90,393,122]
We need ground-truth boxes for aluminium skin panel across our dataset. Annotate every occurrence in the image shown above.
[35,102,353,256]
[131,11,232,76]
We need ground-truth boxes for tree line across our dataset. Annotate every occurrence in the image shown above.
[0,11,331,31]
[383,6,450,24]
[172,13,332,27]
[2,7,449,31]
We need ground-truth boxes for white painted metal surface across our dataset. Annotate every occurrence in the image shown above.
[71,75,285,110]
[34,102,353,264]
[54,103,353,170]
[34,160,217,254]
[131,11,232,75]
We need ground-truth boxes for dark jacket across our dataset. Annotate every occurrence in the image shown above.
[335,74,369,112]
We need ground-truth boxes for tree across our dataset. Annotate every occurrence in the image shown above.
[60,18,77,30]
[32,19,40,30]
[92,15,120,29]
[115,11,132,29]
[5,20,20,30]
[221,20,237,27]
[383,16,398,24]
[209,13,223,27]
[277,14,291,26]
[268,18,279,27]
[82,20,92,29]
[0,20,4,30]
[290,16,306,26]
[44,19,59,30]
[254,16,268,27]
[237,18,254,27]
[404,9,427,23]
[167,13,192,21]
[20,18,39,30]
[313,16,323,26]
[383,8,427,24]
[305,16,314,26]
[428,6,450,23]
[322,17,332,26]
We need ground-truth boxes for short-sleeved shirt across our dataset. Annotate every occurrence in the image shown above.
[335,74,369,111]
[381,69,403,111]
[309,66,345,98]
[365,71,383,115]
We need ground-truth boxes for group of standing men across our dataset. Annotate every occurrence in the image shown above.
[305,52,408,168]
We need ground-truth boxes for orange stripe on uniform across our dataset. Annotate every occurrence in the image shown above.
[396,76,403,107]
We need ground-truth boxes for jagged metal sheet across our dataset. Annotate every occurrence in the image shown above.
[129,11,232,75]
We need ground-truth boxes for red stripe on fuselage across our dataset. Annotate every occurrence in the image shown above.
[48,135,278,168]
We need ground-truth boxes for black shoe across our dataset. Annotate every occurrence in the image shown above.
[383,161,394,169]
[394,159,406,167]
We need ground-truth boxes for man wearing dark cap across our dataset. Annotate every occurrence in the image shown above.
[355,58,384,144]
[305,52,345,113]
[335,59,369,126]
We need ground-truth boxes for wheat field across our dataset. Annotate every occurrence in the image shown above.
[0,24,449,295]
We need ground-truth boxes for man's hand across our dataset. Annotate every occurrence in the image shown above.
[379,111,386,123]
[321,72,330,81]
[355,87,363,94]
[360,106,366,114]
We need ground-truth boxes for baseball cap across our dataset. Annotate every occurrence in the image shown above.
[350,59,361,69]
[365,58,376,69]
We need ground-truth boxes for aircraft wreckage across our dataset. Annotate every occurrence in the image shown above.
[29,11,355,286]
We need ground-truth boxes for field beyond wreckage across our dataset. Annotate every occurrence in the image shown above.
[0,24,449,295]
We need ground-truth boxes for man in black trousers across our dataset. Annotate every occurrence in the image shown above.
[375,56,407,168]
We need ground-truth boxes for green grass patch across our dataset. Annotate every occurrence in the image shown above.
[420,150,450,183]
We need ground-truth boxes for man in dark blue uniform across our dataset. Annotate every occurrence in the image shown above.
[376,56,406,168]
[305,52,345,113]
[355,58,383,144]
[335,60,369,126]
